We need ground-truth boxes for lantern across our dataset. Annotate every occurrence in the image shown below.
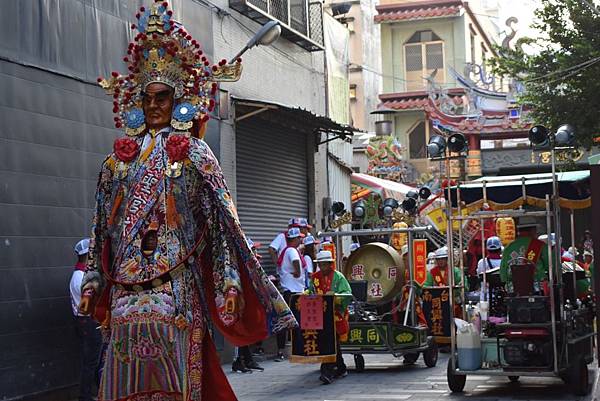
[496,217,516,246]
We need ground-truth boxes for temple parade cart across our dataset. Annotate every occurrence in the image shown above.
[444,172,595,396]
[317,226,439,372]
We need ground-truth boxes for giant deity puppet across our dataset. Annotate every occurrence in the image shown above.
[78,2,297,400]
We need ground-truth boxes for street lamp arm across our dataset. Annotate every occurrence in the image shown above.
[228,21,281,64]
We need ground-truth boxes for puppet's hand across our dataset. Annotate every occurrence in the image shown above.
[78,285,99,315]
[222,287,244,325]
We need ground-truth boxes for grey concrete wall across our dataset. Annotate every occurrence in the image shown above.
[0,1,217,399]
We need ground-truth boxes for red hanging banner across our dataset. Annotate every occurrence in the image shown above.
[413,239,428,286]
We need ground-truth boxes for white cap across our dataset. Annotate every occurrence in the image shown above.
[562,250,574,260]
[314,250,335,263]
[434,246,448,259]
[538,233,556,246]
[304,235,318,246]
[74,238,90,255]
[286,227,305,239]
[486,236,502,251]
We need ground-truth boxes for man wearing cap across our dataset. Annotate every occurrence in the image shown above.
[269,218,299,265]
[499,216,549,286]
[477,236,503,275]
[275,227,307,360]
[308,250,352,384]
[70,238,102,401]
[298,218,312,235]
[303,235,319,286]
[426,251,436,272]
[424,246,462,287]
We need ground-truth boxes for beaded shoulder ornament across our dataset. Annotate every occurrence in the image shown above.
[97,0,243,137]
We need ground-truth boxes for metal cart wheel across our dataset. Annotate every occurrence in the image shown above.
[354,354,365,373]
[423,340,438,368]
[446,358,466,392]
[403,353,419,365]
[571,357,590,396]
[508,376,519,383]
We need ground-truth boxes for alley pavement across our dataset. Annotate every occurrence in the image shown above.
[227,353,599,401]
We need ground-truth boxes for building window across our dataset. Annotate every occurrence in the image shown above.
[349,84,357,99]
[229,0,324,51]
[408,121,427,159]
[404,30,445,91]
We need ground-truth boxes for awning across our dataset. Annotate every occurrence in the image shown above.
[447,170,591,210]
[352,173,416,201]
[232,97,360,144]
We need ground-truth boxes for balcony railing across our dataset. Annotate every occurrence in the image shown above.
[229,0,324,51]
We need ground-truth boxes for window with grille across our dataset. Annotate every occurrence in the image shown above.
[404,30,445,91]
[409,121,427,159]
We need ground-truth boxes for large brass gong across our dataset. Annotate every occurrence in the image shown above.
[343,242,405,305]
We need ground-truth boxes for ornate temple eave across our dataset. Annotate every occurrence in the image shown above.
[378,89,465,111]
[374,0,462,23]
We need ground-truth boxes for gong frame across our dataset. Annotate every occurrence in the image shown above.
[319,226,434,329]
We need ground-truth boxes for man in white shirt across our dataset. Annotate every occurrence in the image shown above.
[477,236,503,275]
[275,227,306,360]
[298,218,312,236]
[269,218,313,265]
[69,238,102,401]
[303,235,319,286]
[269,218,300,265]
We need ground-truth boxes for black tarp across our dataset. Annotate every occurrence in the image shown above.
[446,171,591,210]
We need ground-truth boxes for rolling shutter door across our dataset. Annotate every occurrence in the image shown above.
[235,119,309,273]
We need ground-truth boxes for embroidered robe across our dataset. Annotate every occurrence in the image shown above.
[84,130,295,401]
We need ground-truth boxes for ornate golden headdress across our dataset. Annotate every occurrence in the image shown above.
[98,0,242,136]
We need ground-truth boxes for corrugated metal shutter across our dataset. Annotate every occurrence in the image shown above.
[236,119,309,273]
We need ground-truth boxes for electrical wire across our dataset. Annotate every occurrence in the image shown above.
[530,56,600,86]
[578,0,600,16]
[191,0,430,84]
[191,0,494,89]
[523,55,600,83]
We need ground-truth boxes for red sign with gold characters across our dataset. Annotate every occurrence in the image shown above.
[412,239,427,286]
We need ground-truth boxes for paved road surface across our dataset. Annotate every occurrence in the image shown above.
[227,353,597,401]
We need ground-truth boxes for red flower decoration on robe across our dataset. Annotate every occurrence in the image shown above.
[113,137,140,162]
[166,134,190,162]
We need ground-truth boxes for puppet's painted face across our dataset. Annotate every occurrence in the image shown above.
[142,83,174,130]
